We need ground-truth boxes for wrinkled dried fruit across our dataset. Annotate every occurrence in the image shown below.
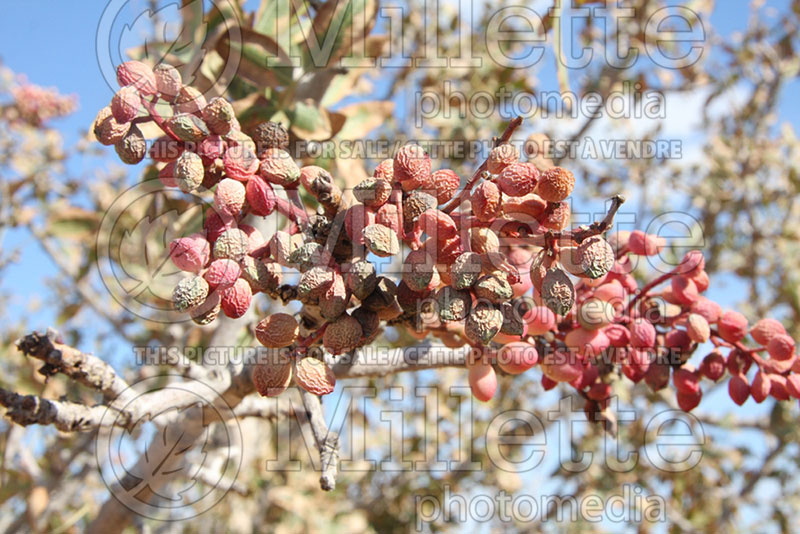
[240,257,282,294]
[436,286,472,321]
[169,233,210,273]
[464,303,503,345]
[252,121,289,156]
[403,191,438,222]
[111,85,140,123]
[246,176,276,216]
[167,113,209,143]
[536,166,575,202]
[487,143,520,174]
[223,144,259,181]
[175,85,207,114]
[354,177,392,207]
[323,314,363,355]
[471,180,501,222]
[363,224,399,257]
[474,273,513,304]
[432,169,460,204]
[252,353,293,397]
[220,278,252,318]
[213,228,250,261]
[451,252,482,289]
[394,143,432,190]
[204,258,241,289]
[93,106,130,146]
[346,260,378,301]
[256,313,299,348]
[114,125,146,164]
[541,267,574,316]
[259,148,300,187]
[153,64,182,101]
[294,357,336,395]
[175,151,205,192]
[173,275,209,312]
[497,162,539,197]
[116,60,157,95]
[214,178,246,217]
[202,97,235,135]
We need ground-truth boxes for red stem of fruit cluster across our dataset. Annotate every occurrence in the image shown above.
[441,116,524,214]
[275,195,310,225]
[141,95,181,142]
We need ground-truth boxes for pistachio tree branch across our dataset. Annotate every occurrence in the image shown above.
[300,390,339,491]
[16,329,131,399]
[0,388,129,432]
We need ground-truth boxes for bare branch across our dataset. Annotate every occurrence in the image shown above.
[0,388,129,432]
[300,390,339,491]
[16,330,130,399]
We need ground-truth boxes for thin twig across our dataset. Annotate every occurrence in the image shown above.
[300,390,339,491]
